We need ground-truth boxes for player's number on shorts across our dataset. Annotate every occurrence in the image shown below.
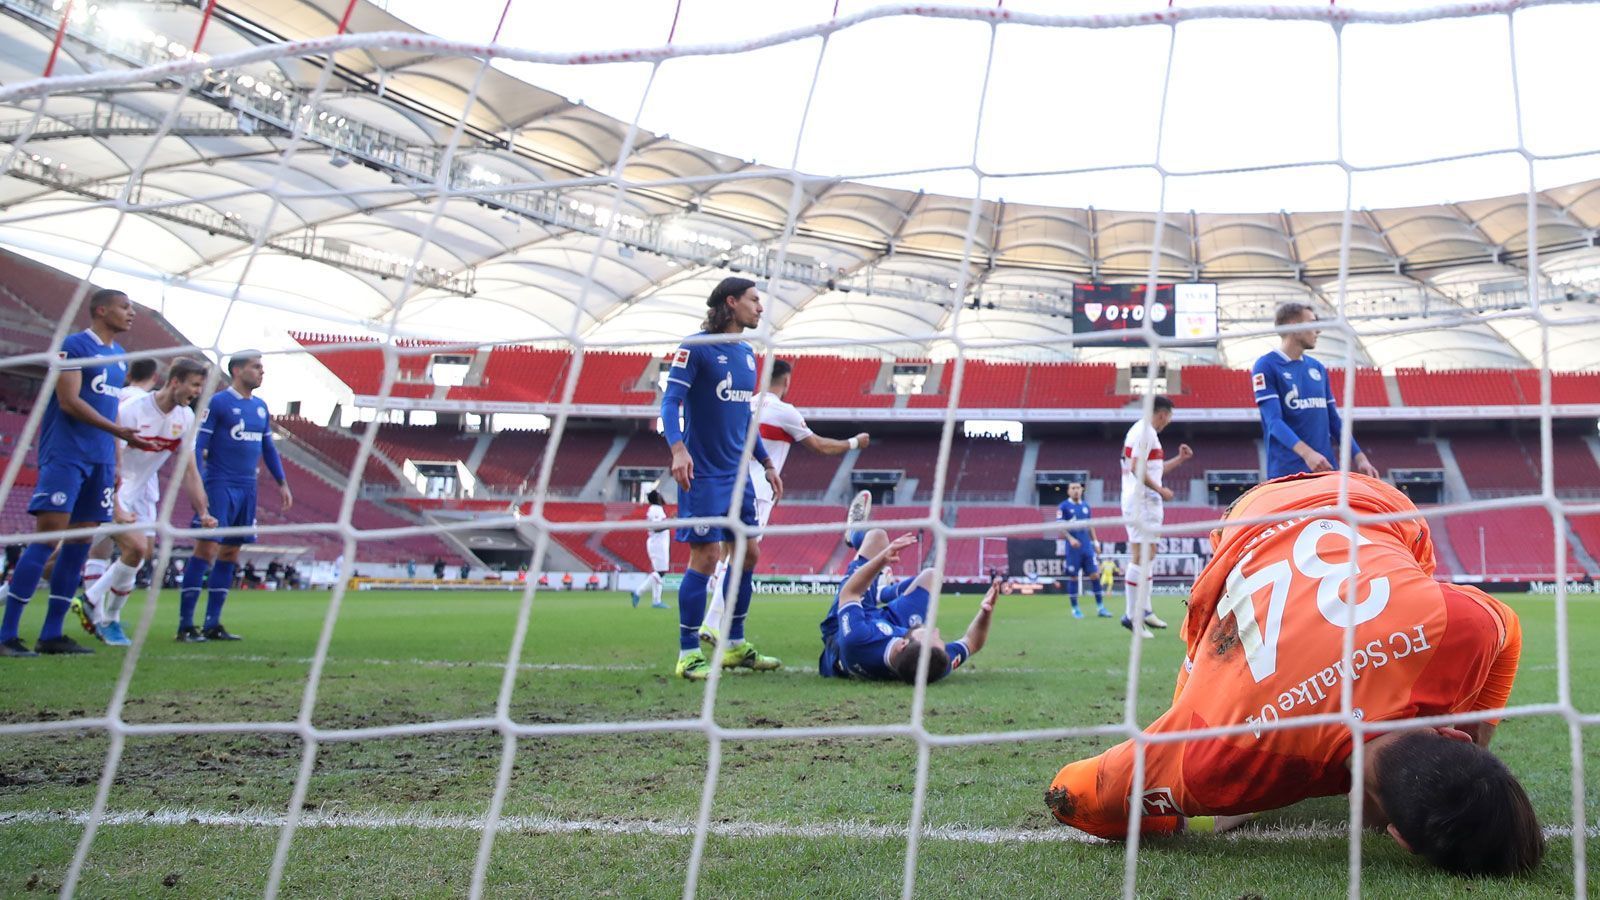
[1217,519,1391,683]
[101,487,114,512]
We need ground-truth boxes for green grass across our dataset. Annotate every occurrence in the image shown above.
[1,588,1596,897]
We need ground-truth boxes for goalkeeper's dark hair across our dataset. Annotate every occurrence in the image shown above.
[1275,301,1316,326]
[702,276,756,333]
[1375,730,1544,877]
[889,639,950,685]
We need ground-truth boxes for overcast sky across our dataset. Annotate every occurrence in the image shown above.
[379,0,1600,213]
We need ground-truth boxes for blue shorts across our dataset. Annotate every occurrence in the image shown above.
[196,481,257,545]
[674,474,758,545]
[880,586,931,631]
[29,459,114,523]
[1062,542,1098,576]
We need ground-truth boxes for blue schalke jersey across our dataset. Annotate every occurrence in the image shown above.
[198,387,274,486]
[1251,349,1362,478]
[39,330,126,466]
[1056,498,1093,544]
[663,335,760,479]
[836,603,969,681]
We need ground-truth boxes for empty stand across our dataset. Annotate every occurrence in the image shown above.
[949,437,1025,501]
[277,416,401,487]
[565,352,657,405]
[292,333,436,399]
[784,357,892,408]
[1327,367,1390,409]
[777,445,843,500]
[1354,434,1444,473]
[1178,366,1255,408]
[1190,434,1259,474]
[1025,362,1125,408]
[1443,507,1582,579]
[371,423,477,465]
[1449,432,1540,495]
[1034,434,1124,496]
[853,435,943,502]
[476,429,549,490]
[0,248,187,353]
[476,429,615,495]
[1396,368,1521,406]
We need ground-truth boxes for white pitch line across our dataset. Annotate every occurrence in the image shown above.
[156,653,1160,678]
[2,808,1595,845]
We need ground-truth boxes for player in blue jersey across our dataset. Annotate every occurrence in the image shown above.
[1056,481,1110,619]
[1,289,158,657]
[818,530,1000,683]
[176,351,292,643]
[661,277,784,681]
[1252,302,1380,480]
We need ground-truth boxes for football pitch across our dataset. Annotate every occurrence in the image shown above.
[1,587,1595,898]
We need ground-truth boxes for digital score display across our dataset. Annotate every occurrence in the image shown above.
[1071,282,1218,344]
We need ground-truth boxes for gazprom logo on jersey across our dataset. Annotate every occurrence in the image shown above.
[88,370,118,397]
[229,421,265,442]
[1283,386,1328,411]
[715,372,753,404]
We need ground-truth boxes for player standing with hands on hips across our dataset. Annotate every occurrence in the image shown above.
[661,277,784,681]
[1252,302,1379,479]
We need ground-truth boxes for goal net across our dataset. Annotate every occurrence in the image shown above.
[1,1,1597,897]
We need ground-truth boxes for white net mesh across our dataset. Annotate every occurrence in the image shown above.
[2,1,1599,897]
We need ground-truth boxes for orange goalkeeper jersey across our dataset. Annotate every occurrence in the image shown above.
[1048,472,1521,839]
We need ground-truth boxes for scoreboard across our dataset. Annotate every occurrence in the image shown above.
[1071,282,1218,344]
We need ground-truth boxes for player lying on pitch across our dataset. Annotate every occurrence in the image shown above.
[818,529,998,684]
[1045,472,1544,877]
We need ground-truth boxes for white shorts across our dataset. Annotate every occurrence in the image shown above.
[646,539,670,573]
[1121,497,1163,546]
[118,490,159,537]
[755,496,775,531]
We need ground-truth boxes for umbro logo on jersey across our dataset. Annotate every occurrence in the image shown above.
[716,354,728,365]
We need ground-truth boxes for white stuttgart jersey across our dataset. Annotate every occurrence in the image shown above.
[118,392,194,499]
[646,503,670,557]
[747,391,815,502]
[753,391,814,474]
[1120,418,1166,504]
[117,384,150,403]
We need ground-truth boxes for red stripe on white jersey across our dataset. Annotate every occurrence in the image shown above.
[759,423,797,443]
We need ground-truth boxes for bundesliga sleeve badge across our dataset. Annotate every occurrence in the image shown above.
[671,348,690,368]
[1252,372,1267,392]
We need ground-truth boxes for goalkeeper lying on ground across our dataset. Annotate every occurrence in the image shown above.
[819,529,999,684]
[1046,472,1545,877]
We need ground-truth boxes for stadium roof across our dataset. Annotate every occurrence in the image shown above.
[2,0,1600,371]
